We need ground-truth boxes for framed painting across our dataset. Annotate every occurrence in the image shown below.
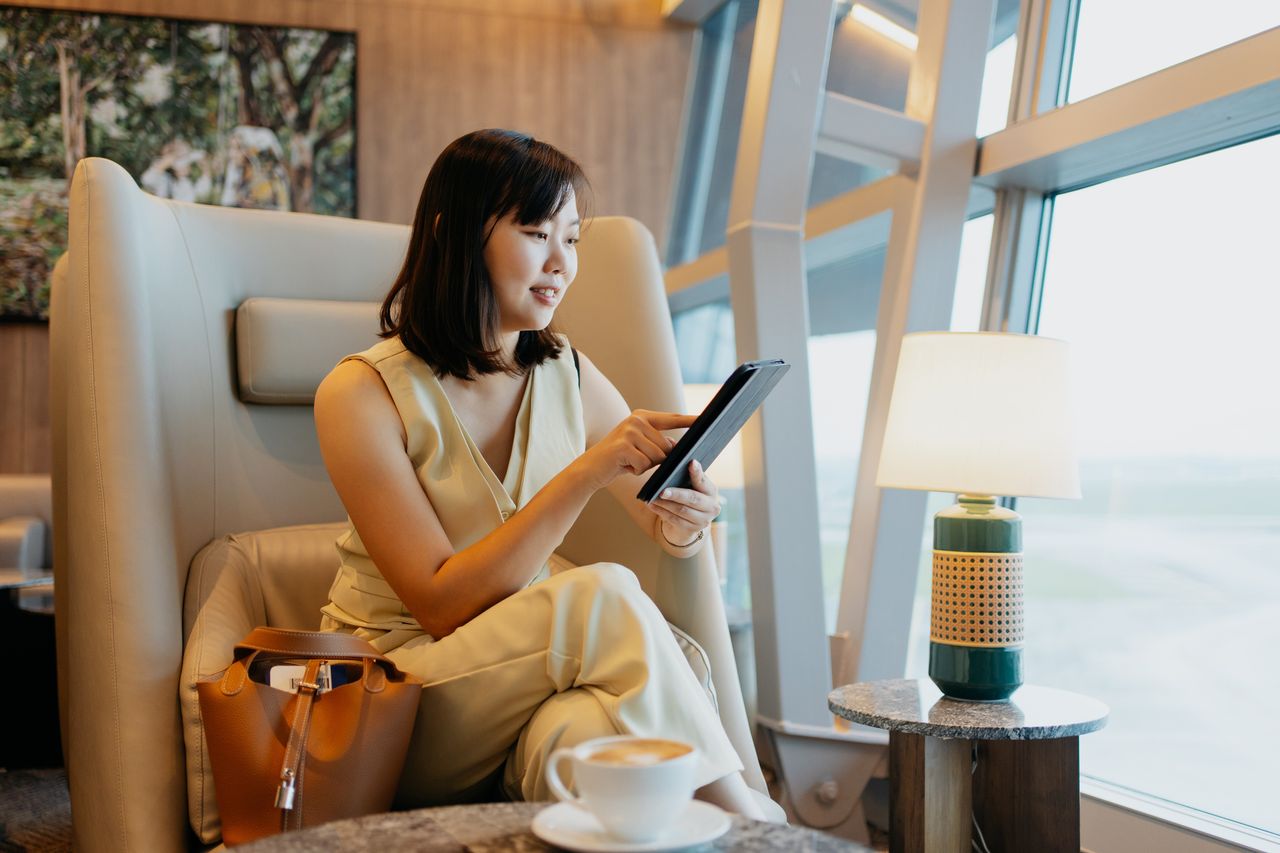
[0,7,357,320]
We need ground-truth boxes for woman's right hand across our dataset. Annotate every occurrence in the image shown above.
[572,409,696,491]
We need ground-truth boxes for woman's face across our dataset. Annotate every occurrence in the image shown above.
[483,188,580,334]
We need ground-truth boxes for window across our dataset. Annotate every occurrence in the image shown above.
[669,1,1020,262]
[820,213,993,634]
[976,34,1017,138]
[666,0,758,266]
[807,248,883,630]
[816,3,1020,201]
[664,1,1280,846]
[673,203,992,637]
[1020,135,1280,833]
[672,299,750,612]
[1068,0,1280,102]
[672,298,737,386]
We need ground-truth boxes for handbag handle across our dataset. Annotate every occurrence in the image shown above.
[233,627,396,663]
[219,627,414,696]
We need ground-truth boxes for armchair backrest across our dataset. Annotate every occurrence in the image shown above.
[52,158,761,852]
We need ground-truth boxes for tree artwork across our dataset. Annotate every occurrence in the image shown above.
[0,8,357,320]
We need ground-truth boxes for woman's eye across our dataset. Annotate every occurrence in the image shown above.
[567,237,579,245]
[530,231,548,241]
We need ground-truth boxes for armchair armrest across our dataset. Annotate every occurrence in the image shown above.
[0,474,53,570]
[0,516,48,572]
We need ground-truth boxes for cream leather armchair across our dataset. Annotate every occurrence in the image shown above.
[52,157,766,851]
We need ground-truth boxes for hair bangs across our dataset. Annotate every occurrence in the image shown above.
[497,139,588,227]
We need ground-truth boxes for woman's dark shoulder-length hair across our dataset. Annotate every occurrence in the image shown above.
[380,128,589,379]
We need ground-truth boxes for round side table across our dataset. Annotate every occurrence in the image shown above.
[829,679,1107,853]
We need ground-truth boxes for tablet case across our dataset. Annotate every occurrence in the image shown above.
[637,359,789,503]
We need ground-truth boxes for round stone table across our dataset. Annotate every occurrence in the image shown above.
[238,801,874,852]
[829,679,1107,853]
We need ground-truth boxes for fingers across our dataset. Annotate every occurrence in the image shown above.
[687,460,717,497]
[624,445,659,475]
[631,434,669,470]
[648,501,695,530]
[627,412,680,455]
[635,410,697,431]
[655,485,717,514]
[653,495,717,523]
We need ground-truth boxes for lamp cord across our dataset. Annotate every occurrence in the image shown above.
[970,744,994,853]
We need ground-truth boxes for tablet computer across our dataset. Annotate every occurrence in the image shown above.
[637,358,790,503]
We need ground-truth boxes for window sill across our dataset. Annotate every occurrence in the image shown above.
[1081,776,1280,853]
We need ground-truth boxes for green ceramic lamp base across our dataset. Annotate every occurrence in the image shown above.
[927,494,1025,702]
[929,642,1022,702]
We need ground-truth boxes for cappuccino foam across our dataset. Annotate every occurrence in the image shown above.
[586,739,692,767]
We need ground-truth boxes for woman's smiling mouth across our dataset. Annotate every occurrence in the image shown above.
[531,286,560,305]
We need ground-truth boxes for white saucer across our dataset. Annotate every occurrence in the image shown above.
[530,800,731,852]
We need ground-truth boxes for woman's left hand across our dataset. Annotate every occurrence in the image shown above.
[649,460,719,545]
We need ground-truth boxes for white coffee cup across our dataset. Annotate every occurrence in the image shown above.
[545,735,699,843]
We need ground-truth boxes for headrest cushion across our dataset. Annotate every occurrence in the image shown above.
[235,297,381,404]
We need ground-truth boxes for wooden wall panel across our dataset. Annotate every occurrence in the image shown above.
[1,0,693,473]
[6,0,693,242]
[0,324,50,474]
[356,4,690,232]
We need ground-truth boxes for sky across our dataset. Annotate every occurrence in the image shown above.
[1039,133,1280,460]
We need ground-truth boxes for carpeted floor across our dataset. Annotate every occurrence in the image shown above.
[0,768,72,852]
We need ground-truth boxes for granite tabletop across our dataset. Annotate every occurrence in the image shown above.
[238,801,874,852]
[828,679,1108,740]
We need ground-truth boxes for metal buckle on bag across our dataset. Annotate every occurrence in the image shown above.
[269,663,333,694]
[275,768,297,810]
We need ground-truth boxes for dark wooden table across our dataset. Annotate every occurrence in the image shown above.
[829,679,1108,853]
[238,800,874,851]
[0,569,61,768]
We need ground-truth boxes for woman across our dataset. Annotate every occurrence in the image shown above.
[314,129,770,819]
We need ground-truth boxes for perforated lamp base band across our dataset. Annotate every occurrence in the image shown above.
[928,496,1024,702]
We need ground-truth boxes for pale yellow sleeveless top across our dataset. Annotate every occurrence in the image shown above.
[320,335,586,644]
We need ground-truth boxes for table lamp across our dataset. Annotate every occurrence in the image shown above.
[876,332,1080,701]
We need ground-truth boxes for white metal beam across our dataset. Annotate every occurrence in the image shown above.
[724,0,835,728]
[665,174,994,316]
[803,175,905,270]
[835,0,996,686]
[806,178,995,270]
[977,26,1280,191]
[816,91,926,172]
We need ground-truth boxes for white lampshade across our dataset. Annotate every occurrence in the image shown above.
[683,384,746,490]
[876,332,1081,499]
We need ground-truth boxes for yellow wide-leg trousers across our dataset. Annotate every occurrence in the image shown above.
[329,563,743,805]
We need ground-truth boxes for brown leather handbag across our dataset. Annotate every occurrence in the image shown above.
[197,627,422,845]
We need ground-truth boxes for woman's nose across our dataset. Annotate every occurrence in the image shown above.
[545,245,566,276]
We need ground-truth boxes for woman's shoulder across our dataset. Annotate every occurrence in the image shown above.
[316,338,403,403]
[317,355,392,413]
[343,336,410,370]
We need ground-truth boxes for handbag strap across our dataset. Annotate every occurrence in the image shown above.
[274,658,322,831]
[234,627,393,663]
